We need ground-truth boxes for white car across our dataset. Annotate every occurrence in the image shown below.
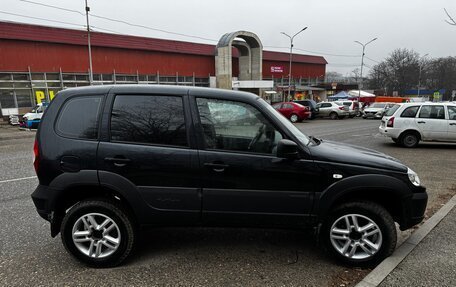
[363,102,395,119]
[379,102,456,147]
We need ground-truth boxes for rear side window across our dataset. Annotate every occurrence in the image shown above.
[56,96,103,139]
[400,106,419,118]
[110,95,187,147]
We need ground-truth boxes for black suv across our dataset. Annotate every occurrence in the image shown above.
[32,85,427,267]
[293,99,319,119]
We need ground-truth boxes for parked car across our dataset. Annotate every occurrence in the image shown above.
[272,102,311,122]
[32,85,427,267]
[20,102,49,129]
[339,101,360,118]
[363,102,395,119]
[293,99,319,119]
[315,101,349,119]
[379,102,456,147]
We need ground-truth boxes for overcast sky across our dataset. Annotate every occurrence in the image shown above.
[1,0,455,76]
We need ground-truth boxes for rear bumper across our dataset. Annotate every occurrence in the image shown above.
[31,184,60,221]
[399,186,428,230]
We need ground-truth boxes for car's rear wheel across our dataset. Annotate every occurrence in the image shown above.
[330,112,338,120]
[321,201,396,267]
[61,199,136,268]
[399,131,420,148]
[290,114,299,123]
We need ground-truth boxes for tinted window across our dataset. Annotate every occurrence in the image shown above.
[448,106,456,120]
[419,105,445,119]
[110,95,187,146]
[385,104,400,116]
[196,98,282,154]
[56,96,102,139]
[321,103,332,108]
[283,103,293,109]
[272,103,282,110]
[400,106,419,118]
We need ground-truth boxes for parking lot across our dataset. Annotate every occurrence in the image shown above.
[0,118,454,287]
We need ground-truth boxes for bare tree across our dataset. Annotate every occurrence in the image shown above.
[444,8,456,25]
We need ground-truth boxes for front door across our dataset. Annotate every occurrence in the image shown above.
[97,93,201,224]
[193,97,319,227]
[447,105,456,141]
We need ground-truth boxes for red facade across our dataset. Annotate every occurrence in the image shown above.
[0,22,326,78]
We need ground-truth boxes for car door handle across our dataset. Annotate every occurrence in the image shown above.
[204,162,229,172]
[450,123,456,126]
[104,157,131,167]
[417,121,426,124]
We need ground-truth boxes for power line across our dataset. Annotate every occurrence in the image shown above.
[17,0,371,59]
[17,0,219,42]
[19,0,84,16]
[364,56,381,64]
[0,10,84,27]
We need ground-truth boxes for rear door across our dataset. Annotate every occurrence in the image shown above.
[318,103,332,117]
[97,92,201,224]
[415,105,448,140]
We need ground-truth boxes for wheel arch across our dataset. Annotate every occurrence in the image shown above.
[316,174,412,227]
[398,129,422,140]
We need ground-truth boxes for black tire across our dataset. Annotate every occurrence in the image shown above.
[399,131,420,148]
[289,114,299,123]
[61,199,136,268]
[320,201,397,267]
[329,112,338,120]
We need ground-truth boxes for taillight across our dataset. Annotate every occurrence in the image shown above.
[339,106,345,110]
[387,117,395,127]
[33,139,40,174]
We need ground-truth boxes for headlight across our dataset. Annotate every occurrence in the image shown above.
[407,168,421,186]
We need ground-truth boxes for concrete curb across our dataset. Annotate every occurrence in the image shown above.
[355,194,456,287]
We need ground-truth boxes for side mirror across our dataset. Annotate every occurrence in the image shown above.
[276,139,299,159]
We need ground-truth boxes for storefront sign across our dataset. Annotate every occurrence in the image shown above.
[35,90,56,104]
[270,66,284,73]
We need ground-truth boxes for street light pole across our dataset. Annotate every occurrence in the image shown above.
[85,0,93,85]
[354,38,377,99]
[417,53,429,98]
[281,27,307,102]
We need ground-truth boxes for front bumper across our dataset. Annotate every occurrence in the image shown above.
[399,186,428,230]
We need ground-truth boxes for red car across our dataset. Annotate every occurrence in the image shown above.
[272,102,311,123]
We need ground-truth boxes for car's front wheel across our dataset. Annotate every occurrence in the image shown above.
[321,201,396,267]
[61,199,136,268]
[330,112,338,120]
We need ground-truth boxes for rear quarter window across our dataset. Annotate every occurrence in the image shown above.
[400,106,420,118]
[385,104,400,116]
[55,95,103,139]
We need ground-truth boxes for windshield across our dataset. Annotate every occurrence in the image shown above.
[31,105,40,113]
[258,99,310,146]
[370,103,386,108]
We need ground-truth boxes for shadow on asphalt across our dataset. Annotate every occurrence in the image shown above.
[130,227,330,265]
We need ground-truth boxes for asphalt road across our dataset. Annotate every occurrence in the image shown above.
[0,118,454,286]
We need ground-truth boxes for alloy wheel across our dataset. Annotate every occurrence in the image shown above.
[329,214,383,260]
[72,213,121,258]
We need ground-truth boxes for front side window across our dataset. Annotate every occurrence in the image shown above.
[110,95,187,147]
[321,103,332,108]
[419,105,445,119]
[400,106,419,118]
[56,96,102,139]
[196,98,282,154]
